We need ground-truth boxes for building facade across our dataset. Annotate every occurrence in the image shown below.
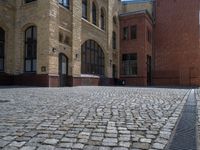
[153,0,200,86]
[0,0,199,87]
[0,0,121,87]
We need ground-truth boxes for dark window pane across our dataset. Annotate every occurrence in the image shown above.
[123,27,129,40]
[112,31,116,49]
[131,25,137,39]
[25,0,36,3]
[25,26,37,72]
[101,9,105,30]
[0,28,4,41]
[92,2,97,25]
[122,53,137,75]
[82,0,87,19]
[0,59,3,71]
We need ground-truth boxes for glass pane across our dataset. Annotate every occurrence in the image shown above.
[0,59,3,71]
[26,44,32,58]
[33,43,37,58]
[33,27,37,40]
[0,28,5,41]
[63,0,67,6]
[32,59,37,72]
[0,45,4,57]
[62,62,66,74]
[26,28,32,41]
[25,60,31,72]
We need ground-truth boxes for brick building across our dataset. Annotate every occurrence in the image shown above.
[153,0,200,86]
[119,0,200,86]
[0,0,199,87]
[0,0,120,87]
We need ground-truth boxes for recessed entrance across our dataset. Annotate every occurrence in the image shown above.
[147,55,152,86]
[59,53,68,87]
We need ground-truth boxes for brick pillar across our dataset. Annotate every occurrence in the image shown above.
[71,0,82,77]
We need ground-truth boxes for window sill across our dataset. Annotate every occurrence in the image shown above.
[59,4,71,12]
[120,75,138,78]
[82,18,106,33]
[59,42,72,48]
[24,72,36,74]
[81,74,100,78]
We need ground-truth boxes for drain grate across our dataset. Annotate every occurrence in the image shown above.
[166,90,197,150]
[0,100,10,103]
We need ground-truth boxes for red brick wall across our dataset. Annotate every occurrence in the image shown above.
[154,0,200,86]
[120,13,153,86]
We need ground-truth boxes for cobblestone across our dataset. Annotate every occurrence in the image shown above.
[0,86,189,149]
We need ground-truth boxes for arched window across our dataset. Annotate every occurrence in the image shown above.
[100,8,105,30]
[0,27,5,72]
[82,0,88,19]
[112,31,116,49]
[113,16,117,25]
[24,26,37,72]
[92,2,97,25]
[81,40,104,75]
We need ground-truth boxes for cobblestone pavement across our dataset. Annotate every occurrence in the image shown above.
[0,86,189,150]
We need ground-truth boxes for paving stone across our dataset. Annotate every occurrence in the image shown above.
[72,143,84,149]
[152,143,165,149]
[59,142,73,148]
[112,147,128,150]
[0,140,10,148]
[37,145,55,150]
[9,141,26,148]
[43,139,59,145]
[20,146,36,150]
[132,142,150,149]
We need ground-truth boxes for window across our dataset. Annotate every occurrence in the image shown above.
[64,36,70,45]
[131,25,137,39]
[147,29,152,43]
[92,2,97,25]
[113,16,117,25]
[25,0,36,3]
[59,32,63,43]
[100,8,105,30]
[81,40,105,75]
[112,31,116,49]
[59,0,70,9]
[82,0,88,19]
[24,26,37,72]
[0,27,5,72]
[122,53,137,75]
[123,27,129,40]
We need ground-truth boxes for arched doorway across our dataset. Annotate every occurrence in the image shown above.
[0,27,5,72]
[59,53,68,87]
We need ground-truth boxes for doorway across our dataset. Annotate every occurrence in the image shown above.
[147,55,152,86]
[59,53,68,87]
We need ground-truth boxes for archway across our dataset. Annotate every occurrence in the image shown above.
[59,53,68,86]
[81,40,105,76]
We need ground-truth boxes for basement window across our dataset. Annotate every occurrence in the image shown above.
[25,0,36,3]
